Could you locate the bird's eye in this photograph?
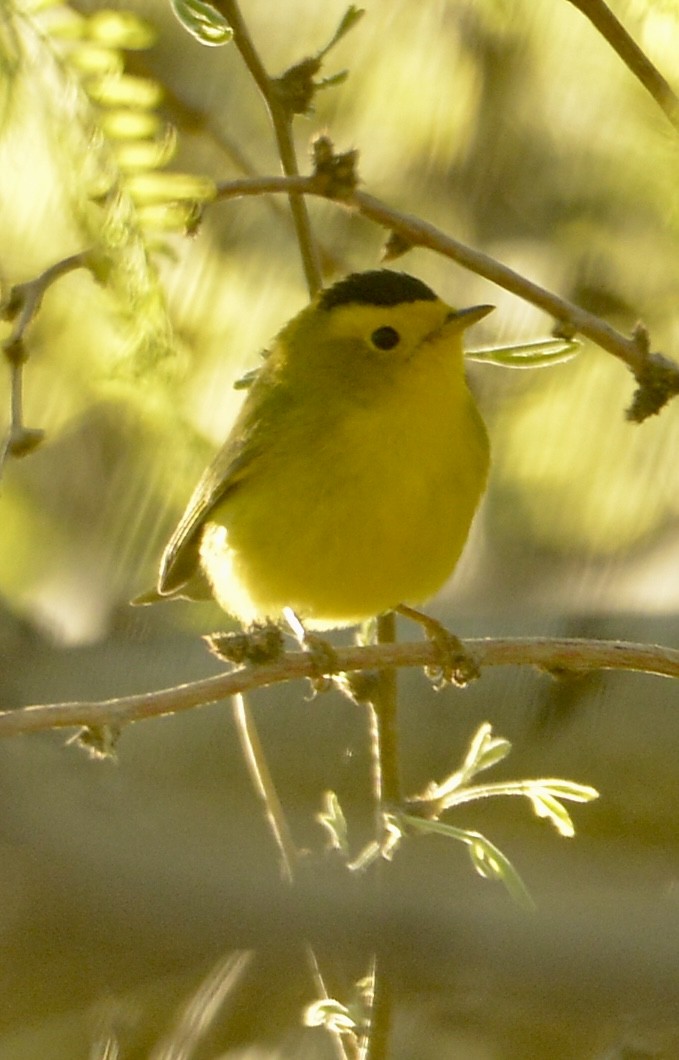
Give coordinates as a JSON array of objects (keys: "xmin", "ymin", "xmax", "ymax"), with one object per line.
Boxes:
[{"xmin": 371, "ymin": 325, "xmax": 400, "ymax": 350}]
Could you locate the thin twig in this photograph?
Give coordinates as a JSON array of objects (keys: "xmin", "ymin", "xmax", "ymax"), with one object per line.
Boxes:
[
  {"xmin": 230, "ymin": 693, "xmax": 355, "ymax": 1060},
  {"xmin": 213, "ymin": 0, "xmax": 322, "ymax": 295},
  {"xmin": 231, "ymin": 693, "xmax": 299, "ymax": 883},
  {"xmin": 565, "ymin": 0, "xmax": 679, "ymax": 132},
  {"xmin": 371, "ymin": 613, "xmax": 401, "ymax": 811},
  {"xmin": 360, "ymin": 612, "xmax": 398, "ymax": 1060},
  {"xmin": 149, "ymin": 951, "xmax": 254, "ymax": 1060},
  {"xmin": 214, "ymin": 174, "xmax": 679, "ymax": 418},
  {"xmin": 2, "ymin": 636, "xmax": 678, "ymax": 739},
  {"xmin": 0, "ymin": 252, "xmax": 91, "ymax": 473}
]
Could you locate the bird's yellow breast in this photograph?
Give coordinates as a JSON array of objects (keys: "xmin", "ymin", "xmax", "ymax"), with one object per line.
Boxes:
[{"xmin": 200, "ymin": 334, "xmax": 489, "ymax": 628}]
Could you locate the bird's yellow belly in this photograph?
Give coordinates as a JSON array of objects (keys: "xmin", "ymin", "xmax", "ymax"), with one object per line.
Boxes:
[{"xmin": 200, "ymin": 381, "xmax": 489, "ymax": 628}]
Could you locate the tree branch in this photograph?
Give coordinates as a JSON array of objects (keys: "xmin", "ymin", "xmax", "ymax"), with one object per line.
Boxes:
[
  {"xmin": 2, "ymin": 637, "xmax": 678, "ymax": 739},
  {"xmin": 213, "ymin": 0, "xmax": 322, "ymax": 295},
  {"xmin": 215, "ymin": 173, "xmax": 679, "ymax": 421},
  {"xmin": 0, "ymin": 252, "xmax": 91, "ymax": 473},
  {"xmin": 565, "ymin": 0, "xmax": 679, "ymax": 132}
]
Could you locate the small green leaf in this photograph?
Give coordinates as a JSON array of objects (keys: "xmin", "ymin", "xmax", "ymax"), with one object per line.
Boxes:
[
  {"xmin": 114, "ymin": 138, "xmax": 177, "ymax": 174},
  {"xmin": 87, "ymin": 74, "xmax": 164, "ymax": 109},
  {"xmin": 381, "ymin": 815, "xmax": 403, "ymax": 860},
  {"xmin": 402, "ymin": 815, "xmax": 534, "ymax": 909},
  {"xmin": 87, "ymin": 10, "xmax": 156, "ymax": 49},
  {"xmin": 468, "ymin": 836, "xmax": 535, "ymax": 909},
  {"xmin": 467, "ymin": 337, "xmax": 580, "ymax": 369},
  {"xmin": 304, "ymin": 998, "xmax": 356, "ymax": 1032},
  {"xmin": 68, "ymin": 43, "xmax": 124, "ymax": 75},
  {"xmin": 136, "ymin": 202, "xmax": 204, "ymax": 233},
  {"xmin": 469, "ymin": 837, "xmax": 502, "ymax": 879},
  {"xmin": 316, "ymin": 70, "xmax": 349, "ymax": 91},
  {"xmin": 462, "ymin": 722, "xmax": 512, "ymax": 776},
  {"xmin": 100, "ymin": 108, "xmax": 162, "ymax": 140},
  {"xmin": 317, "ymin": 790, "xmax": 349, "ymax": 854},
  {"xmin": 528, "ymin": 792, "xmax": 575, "ymax": 837},
  {"xmin": 536, "ymin": 779, "xmax": 599, "ymax": 802},
  {"xmin": 348, "ymin": 839, "xmax": 381, "ymax": 872},
  {"xmin": 41, "ymin": 9, "xmax": 86, "ymax": 41},
  {"xmin": 319, "ymin": 5, "xmax": 366, "ymax": 58},
  {"xmin": 126, "ymin": 171, "xmax": 216, "ymax": 205},
  {"xmin": 169, "ymin": 0, "xmax": 233, "ymax": 46}
]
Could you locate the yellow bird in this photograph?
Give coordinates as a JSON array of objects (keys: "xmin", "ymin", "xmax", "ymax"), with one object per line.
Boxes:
[{"xmin": 149, "ymin": 270, "xmax": 491, "ymax": 630}]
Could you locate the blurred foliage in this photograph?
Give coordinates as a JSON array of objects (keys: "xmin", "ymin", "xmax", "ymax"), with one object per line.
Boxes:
[
  {"xmin": 1, "ymin": 0, "xmax": 678, "ymax": 641},
  {"xmin": 0, "ymin": 0, "xmax": 676, "ymax": 637},
  {"xmin": 2, "ymin": 2, "xmax": 679, "ymax": 1056}
]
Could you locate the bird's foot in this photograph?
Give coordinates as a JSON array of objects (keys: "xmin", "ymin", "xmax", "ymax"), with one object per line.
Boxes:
[
  {"xmin": 205, "ymin": 621, "xmax": 285, "ymax": 665},
  {"xmin": 283, "ymin": 607, "xmax": 339, "ymax": 693},
  {"xmin": 395, "ymin": 604, "xmax": 479, "ymax": 688}
]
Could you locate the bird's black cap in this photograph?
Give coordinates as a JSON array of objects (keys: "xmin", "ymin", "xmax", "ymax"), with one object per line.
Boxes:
[{"xmin": 319, "ymin": 270, "xmax": 438, "ymax": 311}]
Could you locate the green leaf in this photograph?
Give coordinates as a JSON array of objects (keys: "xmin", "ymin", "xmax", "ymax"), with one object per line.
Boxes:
[
  {"xmin": 169, "ymin": 0, "xmax": 233, "ymax": 46},
  {"xmin": 467, "ymin": 337, "xmax": 580, "ymax": 368},
  {"xmin": 113, "ymin": 132, "xmax": 177, "ymax": 174},
  {"xmin": 87, "ymin": 74, "xmax": 163, "ymax": 109},
  {"xmin": 67, "ymin": 43, "xmax": 124, "ymax": 76},
  {"xmin": 100, "ymin": 108, "xmax": 162, "ymax": 140},
  {"xmin": 402, "ymin": 815, "xmax": 535, "ymax": 909},
  {"xmin": 528, "ymin": 792, "xmax": 576, "ymax": 837},
  {"xmin": 534, "ymin": 779, "xmax": 599, "ymax": 802},
  {"xmin": 461, "ymin": 722, "xmax": 512, "ymax": 776},
  {"xmin": 304, "ymin": 998, "xmax": 356, "ymax": 1032},
  {"xmin": 316, "ymin": 70, "xmax": 349, "ymax": 91},
  {"xmin": 125, "ymin": 171, "xmax": 216, "ymax": 205},
  {"xmin": 319, "ymin": 5, "xmax": 366, "ymax": 58},
  {"xmin": 135, "ymin": 201, "xmax": 203, "ymax": 233},
  {"xmin": 429, "ymin": 722, "xmax": 512, "ymax": 801},
  {"xmin": 317, "ymin": 790, "xmax": 349, "ymax": 854},
  {"xmin": 87, "ymin": 11, "xmax": 156, "ymax": 50},
  {"xmin": 468, "ymin": 836, "xmax": 535, "ymax": 909}
]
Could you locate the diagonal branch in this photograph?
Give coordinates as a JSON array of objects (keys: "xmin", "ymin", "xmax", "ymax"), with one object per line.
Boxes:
[
  {"xmin": 565, "ymin": 0, "xmax": 679, "ymax": 132},
  {"xmin": 215, "ymin": 173, "xmax": 679, "ymax": 420}
]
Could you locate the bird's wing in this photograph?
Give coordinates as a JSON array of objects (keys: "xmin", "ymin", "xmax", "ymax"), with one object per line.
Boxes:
[{"xmin": 158, "ymin": 437, "xmax": 260, "ymax": 595}]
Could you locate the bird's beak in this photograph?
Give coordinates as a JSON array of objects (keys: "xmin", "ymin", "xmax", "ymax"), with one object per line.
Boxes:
[{"xmin": 444, "ymin": 304, "xmax": 495, "ymax": 332}]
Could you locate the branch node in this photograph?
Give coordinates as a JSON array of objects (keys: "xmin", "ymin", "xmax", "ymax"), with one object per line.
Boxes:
[
  {"xmin": 334, "ymin": 668, "xmax": 381, "ymax": 705},
  {"xmin": 272, "ymin": 56, "xmax": 323, "ymax": 116},
  {"xmin": 626, "ymin": 351, "xmax": 679, "ymax": 422},
  {"xmin": 311, "ymin": 135, "xmax": 359, "ymax": 200},
  {"xmin": 0, "ymin": 287, "xmax": 24, "ymax": 323},
  {"xmin": 205, "ymin": 623, "xmax": 284, "ymax": 665},
  {"xmin": 3, "ymin": 336, "xmax": 28, "ymax": 366},
  {"xmin": 6, "ymin": 426, "xmax": 45, "ymax": 458},
  {"xmin": 382, "ymin": 231, "xmax": 415, "ymax": 261},
  {"xmin": 632, "ymin": 320, "xmax": 651, "ymax": 356},
  {"xmin": 68, "ymin": 723, "xmax": 121, "ymax": 760},
  {"xmin": 552, "ymin": 318, "xmax": 578, "ymax": 342}
]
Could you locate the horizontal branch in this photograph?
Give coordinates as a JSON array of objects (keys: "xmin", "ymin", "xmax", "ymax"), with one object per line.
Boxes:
[
  {"xmin": 215, "ymin": 174, "xmax": 679, "ymax": 420},
  {"xmin": 2, "ymin": 637, "xmax": 678, "ymax": 739}
]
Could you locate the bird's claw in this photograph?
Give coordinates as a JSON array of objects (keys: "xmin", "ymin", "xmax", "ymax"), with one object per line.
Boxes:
[
  {"xmin": 205, "ymin": 622, "xmax": 285, "ymax": 665},
  {"xmin": 395, "ymin": 604, "xmax": 479, "ymax": 688}
]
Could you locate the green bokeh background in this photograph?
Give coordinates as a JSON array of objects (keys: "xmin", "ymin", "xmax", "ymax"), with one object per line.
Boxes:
[{"xmin": 1, "ymin": 1, "xmax": 679, "ymax": 1057}]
